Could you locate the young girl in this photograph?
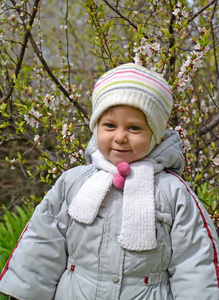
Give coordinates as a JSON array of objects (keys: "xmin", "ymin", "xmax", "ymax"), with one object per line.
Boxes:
[{"xmin": 0, "ymin": 63, "xmax": 218, "ymax": 300}]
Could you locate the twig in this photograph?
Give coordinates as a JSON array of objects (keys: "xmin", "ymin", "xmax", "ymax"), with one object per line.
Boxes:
[
  {"xmin": 7, "ymin": 171, "xmax": 41, "ymax": 210},
  {"xmin": 199, "ymin": 171, "xmax": 219, "ymax": 186},
  {"xmin": 65, "ymin": 0, "xmax": 71, "ymax": 90},
  {"xmin": 103, "ymin": 0, "xmax": 137, "ymax": 30},
  {"xmin": 210, "ymin": 0, "xmax": 219, "ymax": 92},
  {"xmin": 1, "ymin": 0, "xmax": 41, "ymax": 103},
  {"xmin": 10, "ymin": 120, "xmax": 58, "ymax": 163},
  {"xmin": 200, "ymin": 113, "xmax": 219, "ymax": 135},
  {"xmin": 187, "ymin": 0, "xmax": 217, "ymax": 23},
  {"xmin": 28, "ymin": 33, "xmax": 89, "ymax": 119}
]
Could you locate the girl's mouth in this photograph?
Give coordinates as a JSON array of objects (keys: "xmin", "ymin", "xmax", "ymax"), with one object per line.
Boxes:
[{"xmin": 112, "ymin": 149, "xmax": 130, "ymax": 152}]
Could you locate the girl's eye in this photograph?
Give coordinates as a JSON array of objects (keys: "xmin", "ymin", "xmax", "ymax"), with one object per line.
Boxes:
[
  {"xmin": 129, "ymin": 125, "xmax": 140, "ymax": 131},
  {"xmin": 105, "ymin": 123, "xmax": 116, "ymax": 129}
]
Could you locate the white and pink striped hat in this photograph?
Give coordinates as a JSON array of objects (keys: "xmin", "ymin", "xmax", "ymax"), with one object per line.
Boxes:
[{"xmin": 90, "ymin": 63, "xmax": 173, "ymax": 150}]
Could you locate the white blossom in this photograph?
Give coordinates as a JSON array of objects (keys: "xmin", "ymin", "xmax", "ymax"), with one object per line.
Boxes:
[
  {"xmin": 9, "ymin": 14, "xmax": 17, "ymax": 21},
  {"xmin": 70, "ymin": 134, "xmax": 75, "ymax": 143},
  {"xmin": 48, "ymin": 167, "xmax": 58, "ymax": 178},
  {"xmin": 133, "ymin": 38, "xmax": 161, "ymax": 69},
  {"xmin": 62, "ymin": 123, "xmax": 70, "ymax": 138},
  {"xmin": 60, "ymin": 25, "xmax": 67, "ymax": 30},
  {"xmin": 175, "ymin": 125, "xmax": 187, "ymax": 137},
  {"xmin": 177, "ymin": 43, "xmax": 209, "ymax": 93},
  {"xmin": 133, "ymin": 53, "xmax": 143, "ymax": 66},
  {"xmin": 10, "ymin": 158, "xmax": 16, "ymax": 170},
  {"xmin": 191, "ymin": 96, "xmax": 196, "ymax": 104},
  {"xmin": 198, "ymin": 27, "xmax": 206, "ymax": 34},
  {"xmin": 0, "ymin": 33, "xmax": 5, "ymax": 44},
  {"xmin": 44, "ymin": 93, "xmax": 56, "ymax": 109},
  {"xmin": 183, "ymin": 139, "xmax": 191, "ymax": 152},
  {"xmin": 181, "ymin": 10, "xmax": 189, "ymax": 18},
  {"xmin": 34, "ymin": 134, "xmax": 40, "ymax": 142},
  {"xmin": 172, "ymin": 8, "xmax": 180, "ymax": 16},
  {"xmin": 70, "ymin": 157, "xmax": 77, "ymax": 164},
  {"xmin": 24, "ymin": 108, "xmax": 42, "ymax": 128},
  {"xmin": 200, "ymin": 155, "xmax": 206, "ymax": 162},
  {"xmin": 212, "ymin": 157, "xmax": 219, "ymax": 167},
  {"xmin": 182, "ymin": 116, "xmax": 191, "ymax": 124},
  {"xmin": 79, "ymin": 149, "xmax": 84, "ymax": 156}
]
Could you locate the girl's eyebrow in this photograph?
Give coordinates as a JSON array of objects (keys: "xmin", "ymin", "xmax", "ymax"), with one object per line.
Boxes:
[
  {"xmin": 100, "ymin": 115, "xmax": 115, "ymax": 121},
  {"xmin": 128, "ymin": 119, "xmax": 147, "ymax": 125}
]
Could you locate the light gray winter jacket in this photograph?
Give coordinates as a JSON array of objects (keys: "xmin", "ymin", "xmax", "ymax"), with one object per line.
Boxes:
[{"xmin": 0, "ymin": 130, "xmax": 219, "ymax": 300}]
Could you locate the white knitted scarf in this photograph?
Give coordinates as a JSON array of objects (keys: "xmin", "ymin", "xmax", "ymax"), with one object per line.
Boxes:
[{"xmin": 69, "ymin": 150, "xmax": 163, "ymax": 251}]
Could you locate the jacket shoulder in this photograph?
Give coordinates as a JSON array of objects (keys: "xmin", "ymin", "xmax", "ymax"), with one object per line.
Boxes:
[
  {"xmin": 154, "ymin": 170, "xmax": 186, "ymax": 209},
  {"xmin": 154, "ymin": 169, "xmax": 205, "ymax": 219},
  {"xmin": 155, "ymin": 169, "xmax": 192, "ymax": 202},
  {"xmin": 60, "ymin": 163, "xmax": 95, "ymax": 183},
  {"xmin": 58, "ymin": 163, "xmax": 97, "ymax": 203}
]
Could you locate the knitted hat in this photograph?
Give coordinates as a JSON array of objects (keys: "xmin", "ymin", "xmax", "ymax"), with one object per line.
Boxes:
[{"xmin": 90, "ymin": 63, "xmax": 173, "ymax": 152}]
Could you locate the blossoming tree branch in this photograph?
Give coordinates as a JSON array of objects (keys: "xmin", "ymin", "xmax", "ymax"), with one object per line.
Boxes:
[{"xmin": 0, "ymin": 0, "xmax": 218, "ymax": 229}]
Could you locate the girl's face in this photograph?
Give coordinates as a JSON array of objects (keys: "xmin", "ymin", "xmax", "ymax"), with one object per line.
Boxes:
[{"xmin": 97, "ymin": 105, "xmax": 153, "ymax": 165}]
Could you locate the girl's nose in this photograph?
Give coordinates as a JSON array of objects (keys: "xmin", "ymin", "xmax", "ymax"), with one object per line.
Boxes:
[{"xmin": 114, "ymin": 129, "xmax": 128, "ymax": 144}]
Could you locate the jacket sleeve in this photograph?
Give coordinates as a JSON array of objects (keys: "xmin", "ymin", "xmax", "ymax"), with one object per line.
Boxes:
[
  {"xmin": 0, "ymin": 165, "xmax": 89, "ymax": 300},
  {"xmin": 165, "ymin": 171, "xmax": 219, "ymax": 300}
]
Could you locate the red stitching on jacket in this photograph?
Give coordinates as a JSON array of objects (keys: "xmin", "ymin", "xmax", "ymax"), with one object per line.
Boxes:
[
  {"xmin": 144, "ymin": 277, "xmax": 148, "ymax": 284},
  {"xmin": 165, "ymin": 170, "xmax": 219, "ymax": 287},
  {"xmin": 0, "ymin": 220, "xmax": 30, "ymax": 281}
]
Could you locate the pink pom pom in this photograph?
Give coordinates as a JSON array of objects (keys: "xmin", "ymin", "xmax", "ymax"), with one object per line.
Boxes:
[
  {"xmin": 117, "ymin": 162, "xmax": 131, "ymax": 176},
  {"xmin": 113, "ymin": 173, "xmax": 125, "ymax": 189}
]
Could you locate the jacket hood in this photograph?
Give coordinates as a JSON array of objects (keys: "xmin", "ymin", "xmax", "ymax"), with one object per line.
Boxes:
[
  {"xmin": 147, "ymin": 130, "xmax": 184, "ymax": 176},
  {"xmin": 85, "ymin": 130, "xmax": 185, "ymax": 176}
]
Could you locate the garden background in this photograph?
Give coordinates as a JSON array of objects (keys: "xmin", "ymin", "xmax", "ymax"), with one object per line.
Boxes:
[{"xmin": 0, "ymin": 0, "xmax": 219, "ymax": 298}]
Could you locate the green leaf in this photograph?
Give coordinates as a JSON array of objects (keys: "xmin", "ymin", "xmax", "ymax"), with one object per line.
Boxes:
[{"xmin": 0, "ymin": 205, "xmax": 34, "ymax": 271}]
